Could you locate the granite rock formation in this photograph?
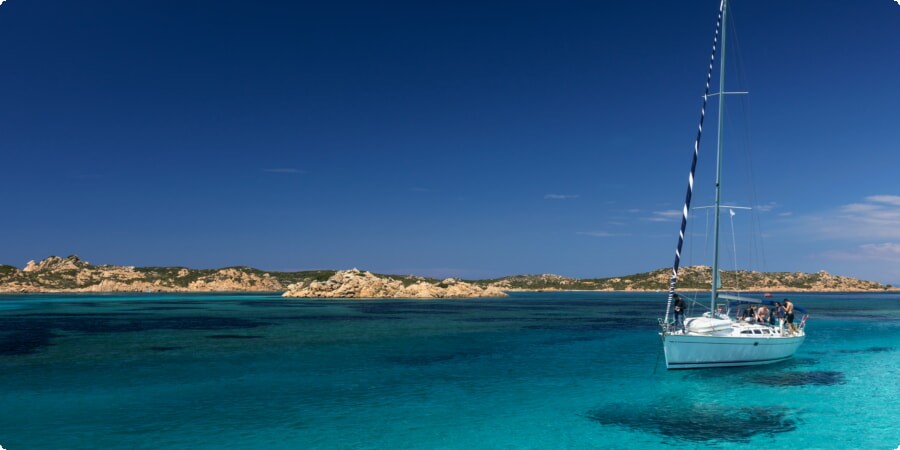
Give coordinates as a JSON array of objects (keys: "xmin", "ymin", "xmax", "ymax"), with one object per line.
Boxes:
[
  {"xmin": 282, "ymin": 268, "xmax": 508, "ymax": 298},
  {"xmin": 0, "ymin": 256, "xmax": 890, "ymax": 295},
  {"xmin": 0, "ymin": 255, "xmax": 283, "ymax": 293}
]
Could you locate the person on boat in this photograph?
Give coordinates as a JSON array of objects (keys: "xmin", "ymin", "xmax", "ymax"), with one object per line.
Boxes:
[
  {"xmin": 784, "ymin": 298, "xmax": 796, "ymax": 334},
  {"xmin": 741, "ymin": 304, "xmax": 756, "ymax": 322},
  {"xmin": 773, "ymin": 302, "xmax": 785, "ymax": 329},
  {"xmin": 756, "ymin": 305, "xmax": 769, "ymax": 324},
  {"xmin": 673, "ymin": 294, "xmax": 686, "ymax": 333}
]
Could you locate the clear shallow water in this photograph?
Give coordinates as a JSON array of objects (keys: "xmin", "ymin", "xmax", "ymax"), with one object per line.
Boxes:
[{"xmin": 0, "ymin": 292, "xmax": 897, "ymax": 449}]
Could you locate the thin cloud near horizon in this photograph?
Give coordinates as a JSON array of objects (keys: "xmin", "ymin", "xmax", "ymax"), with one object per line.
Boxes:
[
  {"xmin": 864, "ymin": 194, "xmax": 900, "ymax": 206},
  {"xmin": 821, "ymin": 194, "xmax": 900, "ymax": 240},
  {"xmin": 648, "ymin": 210, "xmax": 681, "ymax": 222},
  {"xmin": 824, "ymin": 242, "xmax": 900, "ymax": 262},
  {"xmin": 754, "ymin": 202, "xmax": 777, "ymax": 212},
  {"xmin": 787, "ymin": 195, "xmax": 900, "ymax": 282}
]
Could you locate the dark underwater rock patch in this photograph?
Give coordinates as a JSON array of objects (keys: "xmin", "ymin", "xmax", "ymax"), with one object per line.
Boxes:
[
  {"xmin": 455, "ymin": 316, "xmax": 571, "ymax": 323},
  {"xmin": 612, "ymin": 309, "xmax": 656, "ymax": 317},
  {"xmin": 525, "ymin": 316, "xmax": 656, "ymax": 332},
  {"xmin": 496, "ymin": 305, "xmax": 567, "ymax": 311},
  {"xmin": 585, "ymin": 402, "xmax": 798, "ymax": 442},
  {"xmin": 238, "ymin": 300, "xmax": 324, "ymax": 308},
  {"xmin": 2, "ymin": 315, "xmax": 269, "ymax": 333},
  {"xmin": 149, "ymin": 346, "xmax": 183, "ymax": 351},
  {"xmin": 345, "ymin": 300, "xmax": 572, "ymax": 315},
  {"xmin": 386, "ymin": 353, "xmax": 462, "ymax": 366},
  {"xmin": 835, "ymin": 346, "xmax": 894, "ymax": 354},
  {"xmin": 455, "ymin": 317, "xmax": 520, "ymax": 323},
  {"xmin": 129, "ymin": 306, "xmax": 204, "ymax": 311},
  {"xmin": 0, "ymin": 329, "xmax": 57, "ymax": 356},
  {"xmin": 541, "ymin": 334, "xmax": 606, "ymax": 345},
  {"xmin": 510, "ymin": 299, "xmax": 639, "ymax": 309},
  {"xmin": 302, "ymin": 314, "xmax": 400, "ymax": 321},
  {"xmin": 748, "ymin": 370, "xmax": 845, "ymax": 386},
  {"xmin": 386, "ymin": 349, "xmax": 490, "ymax": 366},
  {"xmin": 16, "ymin": 312, "xmax": 151, "ymax": 317},
  {"xmin": 0, "ymin": 314, "xmax": 269, "ymax": 355},
  {"xmin": 819, "ymin": 311, "xmax": 899, "ymax": 321},
  {"xmin": 348, "ymin": 302, "xmax": 469, "ymax": 315},
  {"xmin": 206, "ymin": 334, "xmax": 264, "ymax": 339},
  {"xmin": 272, "ymin": 314, "xmax": 403, "ymax": 322},
  {"xmin": 118, "ymin": 300, "xmax": 213, "ymax": 306},
  {"xmin": 809, "ymin": 346, "xmax": 893, "ymax": 356},
  {"xmin": 526, "ymin": 324, "xmax": 622, "ymax": 332}
]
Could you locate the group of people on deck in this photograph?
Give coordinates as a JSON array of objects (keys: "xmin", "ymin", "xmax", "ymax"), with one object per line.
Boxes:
[
  {"xmin": 671, "ymin": 295, "xmax": 798, "ymax": 334},
  {"xmin": 739, "ymin": 298, "xmax": 797, "ymax": 334}
]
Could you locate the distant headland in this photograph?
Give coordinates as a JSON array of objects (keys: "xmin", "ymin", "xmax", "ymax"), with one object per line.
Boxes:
[{"xmin": 0, "ymin": 255, "xmax": 893, "ymax": 297}]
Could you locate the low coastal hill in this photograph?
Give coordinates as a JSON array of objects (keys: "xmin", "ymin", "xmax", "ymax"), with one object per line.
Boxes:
[
  {"xmin": 478, "ymin": 265, "xmax": 892, "ymax": 292},
  {"xmin": 0, "ymin": 255, "xmax": 891, "ymax": 295},
  {"xmin": 282, "ymin": 268, "xmax": 507, "ymax": 298},
  {"xmin": 0, "ymin": 255, "xmax": 303, "ymax": 293},
  {"xmin": 0, "ymin": 256, "xmax": 504, "ymax": 297}
]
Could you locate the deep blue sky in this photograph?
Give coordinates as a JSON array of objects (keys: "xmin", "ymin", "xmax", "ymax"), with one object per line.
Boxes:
[{"xmin": 2, "ymin": 0, "xmax": 899, "ymax": 283}]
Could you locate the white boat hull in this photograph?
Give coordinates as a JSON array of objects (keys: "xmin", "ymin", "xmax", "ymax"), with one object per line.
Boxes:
[{"xmin": 663, "ymin": 331, "xmax": 805, "ymax": 369}]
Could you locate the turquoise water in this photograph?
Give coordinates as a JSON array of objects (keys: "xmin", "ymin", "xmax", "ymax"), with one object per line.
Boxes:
[{"xmin": 0, "ymin": 292, "xmax": 897, "ymax": 449}]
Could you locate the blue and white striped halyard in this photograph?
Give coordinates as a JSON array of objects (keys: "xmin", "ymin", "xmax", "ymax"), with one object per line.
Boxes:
[{"xmin": 664, "ymin": 0, "xmax": 725, "ymax": 325}]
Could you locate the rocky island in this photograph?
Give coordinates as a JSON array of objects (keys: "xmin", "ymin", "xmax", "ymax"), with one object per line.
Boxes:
[
  {"xmin": 481, "ymin": 265, "xmax": 893, "ymax": 293},
  {"xmin": 282, "ymin": 268, "xmax": 507, "ymax": 298},
  {"xmin": 0, "ymin": 255, "xmax": 284, "ymax": 293},
  {"xmin": 0, "ymin": 255, "xmax": 506, "ymax": 297},
  {"xmin": 0, "ymin": 255, "xmax": 892, "ymax": 297}
]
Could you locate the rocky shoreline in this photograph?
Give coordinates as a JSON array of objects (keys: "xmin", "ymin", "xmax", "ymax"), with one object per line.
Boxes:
[
  {"xmin": 0, "ymin": 255, "xmax": 893, "ymax": 297},
  {"xmin": 0, "ymin": 256, "xmax": 283, "ymax": 293},
  {"xmin": 283, "ymin": 269, "xmax": 507, "ymax": 298}
]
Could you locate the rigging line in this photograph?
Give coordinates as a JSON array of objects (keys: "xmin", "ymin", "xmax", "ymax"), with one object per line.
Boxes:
[
  {"xmin": 664, "ymin": 0, "xmax": 726, "ymax": 326},
  {"xmin": 740, "ymin": 86, "xmax": 768, "ymax": 274},
  {"xmin": 704, "ymin": 208, "xmax": 711, "ymax": 262},
  {"xmin": 719, "ymin": 104, "xmax": 753, "ymax": 277},
  {"xmin": 716, "ymin": 2, "xmax": 764, "ymax": 277},
  {"xmin": 729, "ymin": 0, "xmax": 748, "ymax": 97},
  {"xmin": 726, "ymin": 0, "xmax": 767, "ymax": 274},
  {"xmin": 729, "ymin": 209, "xmax": 741, "ymax": 292}
]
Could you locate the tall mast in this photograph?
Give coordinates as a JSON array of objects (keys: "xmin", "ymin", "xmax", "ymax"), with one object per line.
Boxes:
[
  {"xmin": 663, "ymin": 0, "xmax": 726, "ymax": 326},
  {"xmin": 711, "ymin": 0, "xmax": 729, "ymax": 312}
]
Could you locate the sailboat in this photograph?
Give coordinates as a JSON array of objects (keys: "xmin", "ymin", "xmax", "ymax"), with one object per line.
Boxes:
[{"xmin": 659, "ymin": 0, "xmax": 806, "ymax": 369}]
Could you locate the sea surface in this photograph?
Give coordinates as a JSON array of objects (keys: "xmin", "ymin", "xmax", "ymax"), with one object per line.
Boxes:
[{"xmin": 0, "ymin": 291, "xmax": 897, "ymax": 449}]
